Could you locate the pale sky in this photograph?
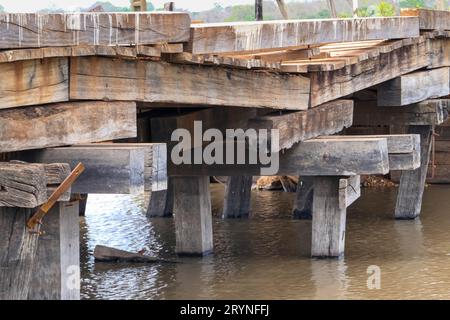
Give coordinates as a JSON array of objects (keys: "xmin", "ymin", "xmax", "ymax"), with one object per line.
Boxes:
[{"xmin": 0, "ymin": 0, "xmax": 259, "ymax": 12}]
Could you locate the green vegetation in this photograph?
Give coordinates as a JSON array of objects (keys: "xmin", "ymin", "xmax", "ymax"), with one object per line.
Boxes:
[
  {"xmin": 399, "ymin": 0, "xmax": 425, "ymax": 8},
  {"xmin": 0, "ymin": 5, "xmax": 4, "ymax": 13},
  {"xmin": 377, "ymin": 1, "xmax": 396, "ymax": 16},
  {"xmin": 224, "ymin": 5, "xmax": 256, "ymax": 22}
]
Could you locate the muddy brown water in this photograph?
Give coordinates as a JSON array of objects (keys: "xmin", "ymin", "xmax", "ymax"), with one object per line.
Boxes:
[{"xmin": 80, "ymin": 184, "xmax": 450, "ymax": 300}]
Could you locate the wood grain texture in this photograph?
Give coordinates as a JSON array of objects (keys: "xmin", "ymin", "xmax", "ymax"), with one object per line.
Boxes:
[
  {"xmin": 0, "ymin": 207, "xmax": 40, "ymax": 299},
  {"xmin": 172, "ymin": 176, "xmax": 213, "ymax": 255},
  {"xmin": 0, "ymin": 12, "xmax": 190, "ymax": 49},
  {"xmin": 395, "ymin": 125, "xmax": 432, "ymax": 219},
  {"xmin": 0, "ymin": 163, "xmax": 47, "ymax": 208},
  {"xmin": 28, "ymin": 201, "xmax": 80, "ymax": 300},
  {"xmin": 222, "ymin": 176, "xmax": 253, "ymax": 218},
  {"xmin": 401, "ymin": 8, "xmax": 450, "ymax": 31},
  {"xmin": 22, "ymin": 147, "xmax": 146, "ymax": 194},
  {"xmin": 248, "ymin": 100, "xmax": 354, "ymax": 151},
  {"xmin": 338, "ymin": 175, "xmax": 361, "ymax": 210},
  {"xmin": 353, "ymin": 99, "xmax": 450, "ymax": 126},
  {"xmin": 168, "ymin": 137, "xmax": 390, "ymax": 176},
  {"xmin": 189, "ymin": 17, "xmax": 419, "ymax": 54},
  {"xmin": 377, "ymin": 67, "xmax": 450, "ymax": 106},
  {"xmin": 70, "ymin": 56, "xmax": 310, "ymax": 110},
  {"xmin": 0, "ymin": 57, "xmax": 69, "ymax": 109},
  {"xmin": 292, "ymin": 176, "xmax": 314, "ymax": 219},
  {"xmin": 310, "ymin": 38, "xmax": 429, "ymax": 106},
  {"xmin": 311, "ymin": 176, "xmax": 347, "ymax": 258},
  {"xmin": 0, "ymin": 101, "xmax": 137, "ymax": 153}
]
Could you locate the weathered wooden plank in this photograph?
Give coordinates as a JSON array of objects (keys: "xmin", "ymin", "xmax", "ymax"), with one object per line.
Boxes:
[
  {"xmin": 338, "ymin": 175, "xmax": 361, "ymax": 210},
  {"xmin": 28, "ymin": 201, "xmax": 80, "ymax": 300},
  {"xmin": 21, "ymin": 147, "xmax": 146, "ymax": 194},
  {"xmin": 377, "ymin": 67, "xmax": 450, "ymax": 106},
  {"xmin": 188, "ymin": 17, "xmax": 419, "ymax": 54},
  {"xmin": 0, "ymin": 101, "xmax": 137, "ymax": 153},
  {"xmin": 395, "ymin": 125, "xmax": 432, "ymax": 219},
  {"xmin": 0, "ymin": 12, "xmax": 191, "ymax": 49},
  {"xmin": 168, "ymin": 137, "xmax": 390, "ymax": 176},
  {"xmin": 70, "ymin": 56, "xmax": 310, "ymax": 110},
  {"xmin": 248, "ymin": 100, "xmax": 354, "ymax": 151},
  {"xmin": 311, "ymin": 176, "xmax": 347, "ymax": 258},
  {"xmin": 427, "ymin": 38, "xmax": 450, "ymax": 69},
  {"xmin": 222, "ymin": 176, "xmax": 253, "ymax": 218},
  {"xmin": 0, "ymin": 57, "xmax": 69, "ymax": 109},
  {"xmin": 310, "ymin": 38, "xmax": 429, "ymax": 106},
  {"xmin": 0, "ymin": 207, "xmax": 40, "ymax": 299},
  {"xmin": 172, "ymin": 176, "xmax": 213, "ymax": 255},
  {"xmin": 0, "ymin": 163, "xmax": 47, "ymax": 208},
  {"xmin": 353, "ymin": 99, "xmax": 450, "ymax": 126},
  {"xmin": 73, "ymin": 143, "xmax": 166, "ymax": 192},
  {"xmin": 401, "ymin": 8, "xmax": 450, "ymax": 31}
]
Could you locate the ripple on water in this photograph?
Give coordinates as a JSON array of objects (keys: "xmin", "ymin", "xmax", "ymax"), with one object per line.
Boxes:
[{"xmin": 81, "ymin": 185, "xmax": 450, "ymax": 300}]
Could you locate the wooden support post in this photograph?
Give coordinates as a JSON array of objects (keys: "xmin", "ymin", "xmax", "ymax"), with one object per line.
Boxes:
[
  {"xmin": 173, "ymin": 176, "xmax": 213, "ymax": 256},
  {"xmin": 311, "ymin": 176, "xmax": 353, "ymax": 258},
  {"xmin": 147, "ymin": 177, "xmax": 174, "ymax": 218},
  {"xmin": 395, "ymin": 125, "xmax": 433, "ymax": 219},
  {"xmin": 223, "ymin": 176, "xmax": 253, "ymax": 218},
  {"xmin": 293, "ymin": 176, "xmax": 314, "ymax": 220},
  {"xmin": 28, "ymin": 201, "xmax": 80, "ymax": 300},
  {"xmin": 73, "ymin": 194, "xmax": 88, "ymax": 216},
  {"xmin": 0, "ymin": 207, "xmax": 39, "ymax": 300},
  {"xmin": 255, "ymin": 0, "xmax": 263, "ymax": 21}
]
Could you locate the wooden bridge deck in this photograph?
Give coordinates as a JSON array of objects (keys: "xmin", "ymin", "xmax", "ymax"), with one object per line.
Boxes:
[{"xmin": 1, "ymin": 8, "xmax": 450, "ymax": 299}]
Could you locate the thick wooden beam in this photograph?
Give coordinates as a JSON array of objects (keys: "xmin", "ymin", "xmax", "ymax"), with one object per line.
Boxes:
[
  {"xmin": 188, "ymin": 17, "xmax": 419, "ymax": 54},
  {"xmin": 70, "ymin": 57, "xmax": 310, "ymax": 110},
  {"xmin": 311, "ymin": 176, "xmax": 347, "ymax": 258},
  {"xmin": 0, "ymin": 57, "xmax": 69, "ymax": 110},
  {"xmin": 428, "ymin": 38, "xmax": 450, "ymax": 69},
  {"xmin": 222, "ymin": 176, "xmax": 253, "ymax": 218},
  {"xmin": 401, "ymin": 8, "xmax": 450, "ymax": 31},
  {"xmin": 0, "ymin": 12, "xmax": 190, "ymax": 49},
  {"xmin": 248, "ymin": 100, "xmax": 353, "ymax": 151},
  {"xmin": 173, "ymin": 176, "xmax": 213, "ymax": 256},
  {"xmin": 168, "ymin": 137, "xmax": 390, "ymax": 176},
  {"xmin": 0, "ymin": 101, "xmax": 137, "ymax": 153},
  {"xmin": 0, "ymin": 207, "xmax": 39, "ymax": 299},
  {"xmin": 353, "ymin": 99, "xmax": 450, "ymax": 126},
  {"xmin": 338, "ymin": 175, "xmax": 361, "ymax": 210},
  {"xmin": 28, "ymin": 201, "xmax": 80, "ymax": 300},
  {"xmin": 0, "ymin": 162, "xmax": 70, "ymax": 208},
  {"xmin": 310, "ymin": 38, "xmax": 429, "ymax": 106},
  {"xmin": 21, "ymin": 147, "xmax": 146, "ymax": 194},
  {"xmin": 395, "ymin": 125, "xmax": 432, "ymax": 219},
  {"xmin": 377, "ymin": 67, "xmax": 450, "ymax": 106},
  {"xmin": 318, "ymin": 134, "xmax": 421, "ymax": 171}
]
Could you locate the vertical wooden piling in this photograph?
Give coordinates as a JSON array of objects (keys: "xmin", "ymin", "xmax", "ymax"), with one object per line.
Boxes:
[
  {"xmin": 28, "ymin": 201, "xmax": 80, "ymax": 300},
  {"xmin": 146, "ymin": 177, "xmax": 174, "ymax": 218},
  {"xmin": 173, "ymin": 176, "xmax": 213, "ymax": 256},
  {"xmin": 293, "ymin": 176, "xmax": 314, "ymax": 219},
  {"xmin": 222, "ymin": 176, "xmax": 253, "ymax": 218},
  {"xmin": 395, "ymin": 125, "xmax": 432, "ymax": 219},
  {"xmin": 255, "ymin": 0, "xmax": 263, "ymax": 21},
  {"xmin": 0, "ymin": 207, "xmax": 39, "ymax": 300},
  {"xmin": 311, "ymin": 176, "xmax": 346, "ymax": 258}
]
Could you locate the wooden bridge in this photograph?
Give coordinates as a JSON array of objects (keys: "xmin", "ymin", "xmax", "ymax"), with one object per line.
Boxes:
[{"xmin": 1, "ymin": 8, "xmax": 450, "ymax": 299}]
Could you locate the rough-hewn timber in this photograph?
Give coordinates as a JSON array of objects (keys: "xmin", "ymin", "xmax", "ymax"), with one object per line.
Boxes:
[
  {"xmin": 168, "ymin": 137, "xmax": 390, "ymax": 176},
  {"xmin": 188, "ymin": 17, "xmax": 419, "ymax": 54},
  {"xmin": 248, "ymin": 100, "xmax": 354, "ymax": 151},
  {"xmin": 28, "ymin": 201, "xmax": 80, "ymax": 300},
  {"xmin": 0, "ymin": 101, "xmax": 137, "ymax": 153},
  {"xmin": 377, "ymin": 67, "xmax": 450, "ymax": 106},
  {"xmin": 21, "ymin": 147, "xmax": 146, "ymax": 195},
  {"xmin": 353, "ymin": 99, "xmax": 450, "ymax": 126},
  {"xmin": 310, "ymin": 38, "xmax": 429, "ymax": 106},
  {"xmin": 0, "ymin": 12, "xmax": 191, "ymax": 49},
  {"xmin": 69, "ymin": 56, "xmax": 310, "ymax": 110},
  {"xmin": 172, "ymin": 176, "xmax": 213, "ymax": 256},
  {"xmin": 401, "ymin": 8, "xmax": 450, "ymax": 31},
  {"xmin": 0, "ymin": 57, "xmax": 69, "ymax": 110},
  {"xmin": 223, "ymin": 176, "xmax": 253, "ymax": 218}
]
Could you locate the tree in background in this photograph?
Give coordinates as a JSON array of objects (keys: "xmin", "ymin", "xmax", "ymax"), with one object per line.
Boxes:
[
  {"xmin": 0, "ymin": 5, "xmax": 4, "ymax": 12},
  {"xmin": 399, "ymin": 0, "xmax": 425, "ymax": 7}
]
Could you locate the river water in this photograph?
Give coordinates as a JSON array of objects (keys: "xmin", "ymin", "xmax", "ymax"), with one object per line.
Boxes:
[{"xmin": 80, "ymin": 184, "xmax": 450, "ymax": 300}]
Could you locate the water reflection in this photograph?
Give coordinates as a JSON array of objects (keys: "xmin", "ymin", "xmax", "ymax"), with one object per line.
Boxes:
[{"xmin": 81, "ymin": 185, "xmax": 450, "ymax": 300}]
